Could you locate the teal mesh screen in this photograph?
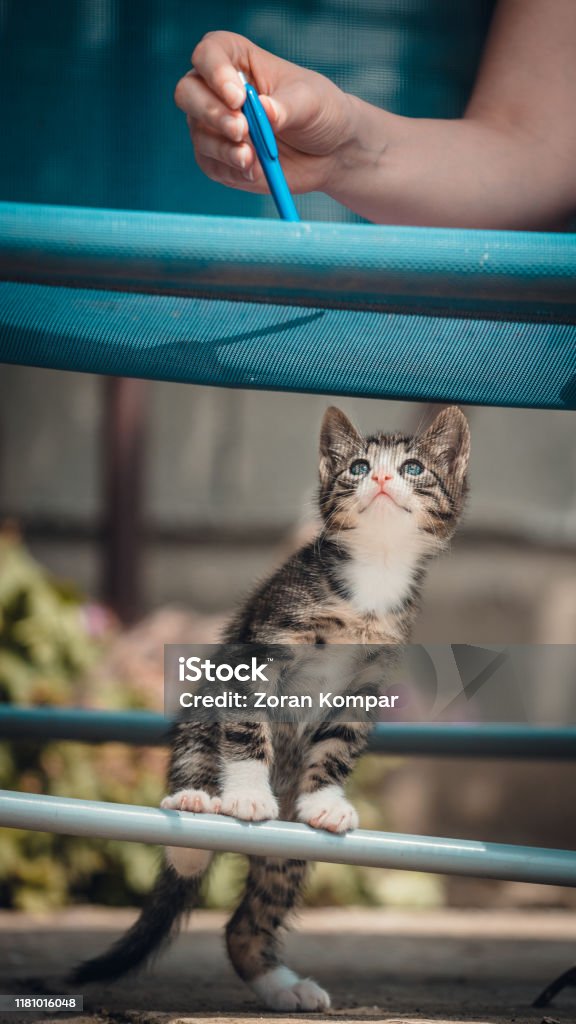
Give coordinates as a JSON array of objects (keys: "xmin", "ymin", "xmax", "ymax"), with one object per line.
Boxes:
[{"xmin": 0, "ymin": 0, "xmax": 495, "ymax": 219}]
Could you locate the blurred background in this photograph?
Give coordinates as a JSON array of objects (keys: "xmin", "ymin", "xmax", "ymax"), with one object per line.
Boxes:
[{"xmin": 1, "ymin": 0, "xmax": 575, "ymax": 917}]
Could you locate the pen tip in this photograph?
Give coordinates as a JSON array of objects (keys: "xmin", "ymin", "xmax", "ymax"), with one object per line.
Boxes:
[{"xmin": 237, "ymin": 71, "xmax": 248, "ymax": 85}]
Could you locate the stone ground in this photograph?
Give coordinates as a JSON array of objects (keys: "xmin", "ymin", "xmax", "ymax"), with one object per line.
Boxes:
[{"xmin": 1, "ymin": 907, "xmax": 575, "ymax": 1024}]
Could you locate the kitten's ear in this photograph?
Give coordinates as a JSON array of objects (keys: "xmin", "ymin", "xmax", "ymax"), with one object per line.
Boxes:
[
  {"xmin": 419, "ymin": 406, "xmax": 470, "ymax": 480},
  {"xmin": 320, "ymin": 406, "xmax": 362, "ymax": 466}
]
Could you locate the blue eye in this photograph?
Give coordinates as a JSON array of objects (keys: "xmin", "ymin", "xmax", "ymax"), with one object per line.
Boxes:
[
  {"xmin": 402, "ymin": 460, "xmax": 424, "ymax": 477},
  {"xmin": 349, "ymin": 459, "xmax": 370, "ymax": 477}
]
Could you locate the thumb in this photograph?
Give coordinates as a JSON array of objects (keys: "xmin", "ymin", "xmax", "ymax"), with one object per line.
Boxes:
[
  {"xmin": 259, "ymin": 94, "xmax": 288, "ymax": 132},
  {"xmin": 259, "ymin": 78, "xmax": 324, "ymax": 141}
]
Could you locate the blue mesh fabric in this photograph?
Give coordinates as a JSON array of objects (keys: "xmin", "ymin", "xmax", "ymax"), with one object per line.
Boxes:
[{"xmin": 1, "ymin": 281, "xmax": 575, "ymax": 410}]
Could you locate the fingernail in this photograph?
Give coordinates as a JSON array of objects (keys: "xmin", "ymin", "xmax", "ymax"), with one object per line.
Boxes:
[
  {"xmin": 233, "ymin": 146, "xmax": 248, "ymax": 170},
  {"xmin": 222, "ymin": 82, "xmax": 244, "ymax": 109},
  {"xmin": 243, "ymin": 167, "xmax": 255, "ymax": 182},
  {"xmin": 222, "ymin": 115, "xmax": 243, "ymax": 142},
  {"xmin": 265, "ymin": 96, "xmax": 280, "ymax": 121}
]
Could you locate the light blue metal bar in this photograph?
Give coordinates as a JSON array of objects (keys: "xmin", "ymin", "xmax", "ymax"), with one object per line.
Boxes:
[
  {"xmin": 1, "ymin": 789, "xmax": 575, "ymax": 886},
  {"xmin": 1, "ymin": 202, "xmax": 575, "ymax": 318},
  {"xmin": 1, "ymin": 708, "xmax": 576, "ymax": 758}
]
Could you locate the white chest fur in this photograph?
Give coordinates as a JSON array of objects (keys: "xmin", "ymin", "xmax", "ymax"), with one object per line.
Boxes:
[
  {"xmin": 337, "ymin": 508, "xmax": 429, "ymax": 617},
  {"xmin": 343, "ymin": 554, "xmax": 417, "ymax": 615}
]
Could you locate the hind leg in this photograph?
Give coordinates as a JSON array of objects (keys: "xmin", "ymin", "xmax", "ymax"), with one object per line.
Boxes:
[
  {"xmin": 162, "ymin": 721, "xmax": 221, "ymax": 877},
  {"xmin": 226, "ymin": 856, "xmax": 331, "ymax": 1011}
]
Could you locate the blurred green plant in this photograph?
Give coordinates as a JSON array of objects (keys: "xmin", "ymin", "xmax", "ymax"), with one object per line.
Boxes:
[
  {"xmin": 0, "ymin": 526, "xmax": 166, "ymax": 911},
  {"xmin": 0, "ymin": 525, "xmax": 97, "ymax": 705}
]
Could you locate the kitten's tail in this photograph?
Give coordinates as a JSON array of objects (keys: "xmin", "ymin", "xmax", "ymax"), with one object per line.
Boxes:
[{"xmin": 68, "ymin": 865, "xmax": 201, "ymax": 985}]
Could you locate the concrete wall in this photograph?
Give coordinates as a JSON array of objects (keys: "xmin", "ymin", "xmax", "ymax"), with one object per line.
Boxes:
[{"xmin": 3, "ymin": 364, "xmax": 576, "ymax": 539}]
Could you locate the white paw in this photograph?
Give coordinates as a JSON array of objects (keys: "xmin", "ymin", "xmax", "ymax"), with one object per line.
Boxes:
[
  {"xmin": 252, "ymin": 968, "xmax": 331, "ymax": 1012},
  {"xmin": 161, "ymin": 788, "xmax": 221, "ymax": 813},
  {"xmin": 297, "ymin": 786, "xmax": 359, "ymax": 833},
  {"xmin": 221, "ymin": 788, "xmax": 279, "ymax": 822},
  {"xmin": 270, "ymin": 979, "xmax": 331, "ymax": 1012}
]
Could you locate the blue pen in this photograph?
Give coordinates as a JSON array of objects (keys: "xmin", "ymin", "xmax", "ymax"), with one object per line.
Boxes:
[{"xmin": 238, "ymin": 72, "xmax": 300, "ymax": 222}]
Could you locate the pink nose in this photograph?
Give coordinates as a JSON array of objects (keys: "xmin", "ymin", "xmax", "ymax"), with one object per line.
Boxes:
[{"xmin": 372, "ymin": 472, "xmax": 393, "ymax": 484}]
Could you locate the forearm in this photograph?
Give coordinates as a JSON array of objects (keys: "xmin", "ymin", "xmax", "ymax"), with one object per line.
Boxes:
[{"xmin": 327, "ymin": 94, "xmax": 575, "ymax": 230}]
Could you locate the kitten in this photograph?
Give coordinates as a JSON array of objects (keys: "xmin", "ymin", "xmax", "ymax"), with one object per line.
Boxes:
[{"xmin": 70, "ymin": 405, "xmax": 470, "ymax": 1011}]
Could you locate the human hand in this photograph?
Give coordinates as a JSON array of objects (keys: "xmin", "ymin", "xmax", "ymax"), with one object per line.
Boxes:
[{"xmin": 174, "ymin": 31, "xmax": 354, "ymax": 195}]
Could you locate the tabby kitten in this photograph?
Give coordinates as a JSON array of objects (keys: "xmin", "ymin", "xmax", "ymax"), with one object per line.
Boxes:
[{"xmin": 71, "ymin": 405, "xmax": 470, "ymax": 1011}]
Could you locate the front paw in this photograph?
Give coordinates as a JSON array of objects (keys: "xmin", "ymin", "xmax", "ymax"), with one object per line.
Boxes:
[
  {"xmin": 297, "ymin": 787, "xmax": 359, "ymax": 833},
  {"xmin": 161, "ymin": 788, "xmax": 221, "ymax": 813},
  {"xmin": 221, "ymin": 789, "xmax": 279, "ymax": 822}
]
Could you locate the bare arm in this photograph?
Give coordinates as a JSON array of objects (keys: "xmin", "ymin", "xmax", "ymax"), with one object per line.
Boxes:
[
  {"xmin": 331, "ymin": 0, "xmax": 576, "ymax": 228},
  {"xmin": 175, "ymin": 0, "xmax": 576, "ymax": 229}
]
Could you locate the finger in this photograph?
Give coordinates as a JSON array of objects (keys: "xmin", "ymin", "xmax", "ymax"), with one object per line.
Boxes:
[
  {"xmin": 258, "ymin": 89, "xmax": 298, "ymax": 135},
  {"xmin": 195, "ymin": 151, "xmax": 244, "ymax": 187},
  {"xmin": 260, "ymin": 79, "xmax": 322, "ymax": 138},
  {"xmin": 175, "ymin": 71, "xmax": 247, "ymax": 142},
  {"xmin": 192, "ymin": 125, "xmax": 255, "ymax": 172},
  {"xmin": 259, "ymin": 94, "xmax": 282, "ymax": 126},
  {"xmin": 195, "ymin": 151, "xmax": 263, "ymax": 190},
  {"xmin": 191, "ymin": 32, "xmax": 248, "ymax": 110}
]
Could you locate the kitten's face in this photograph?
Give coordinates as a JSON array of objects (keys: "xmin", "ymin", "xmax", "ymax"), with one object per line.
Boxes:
[{"xmin": 318, "ymin": 406, "xmax": 470, "ymax": 546}]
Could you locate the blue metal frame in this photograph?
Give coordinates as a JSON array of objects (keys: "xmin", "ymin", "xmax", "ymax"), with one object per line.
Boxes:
[
  {"xmin": 1, "ymin": 789, "xmax": 575, "ymax": 887},
  {"xmin": 2, "ymin": 708, "xmax": 573, "ymax": 886},
  {"xmin": 1, "ymin": 203, "xmax": 575, "ymax": 318},
  {"xmin": 3, "ymin": 207, "xmax": 576, "ymax": 412},
  {"xmin": 1, "ymin": 707, "xmax": 576, "ymax": 759}
]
